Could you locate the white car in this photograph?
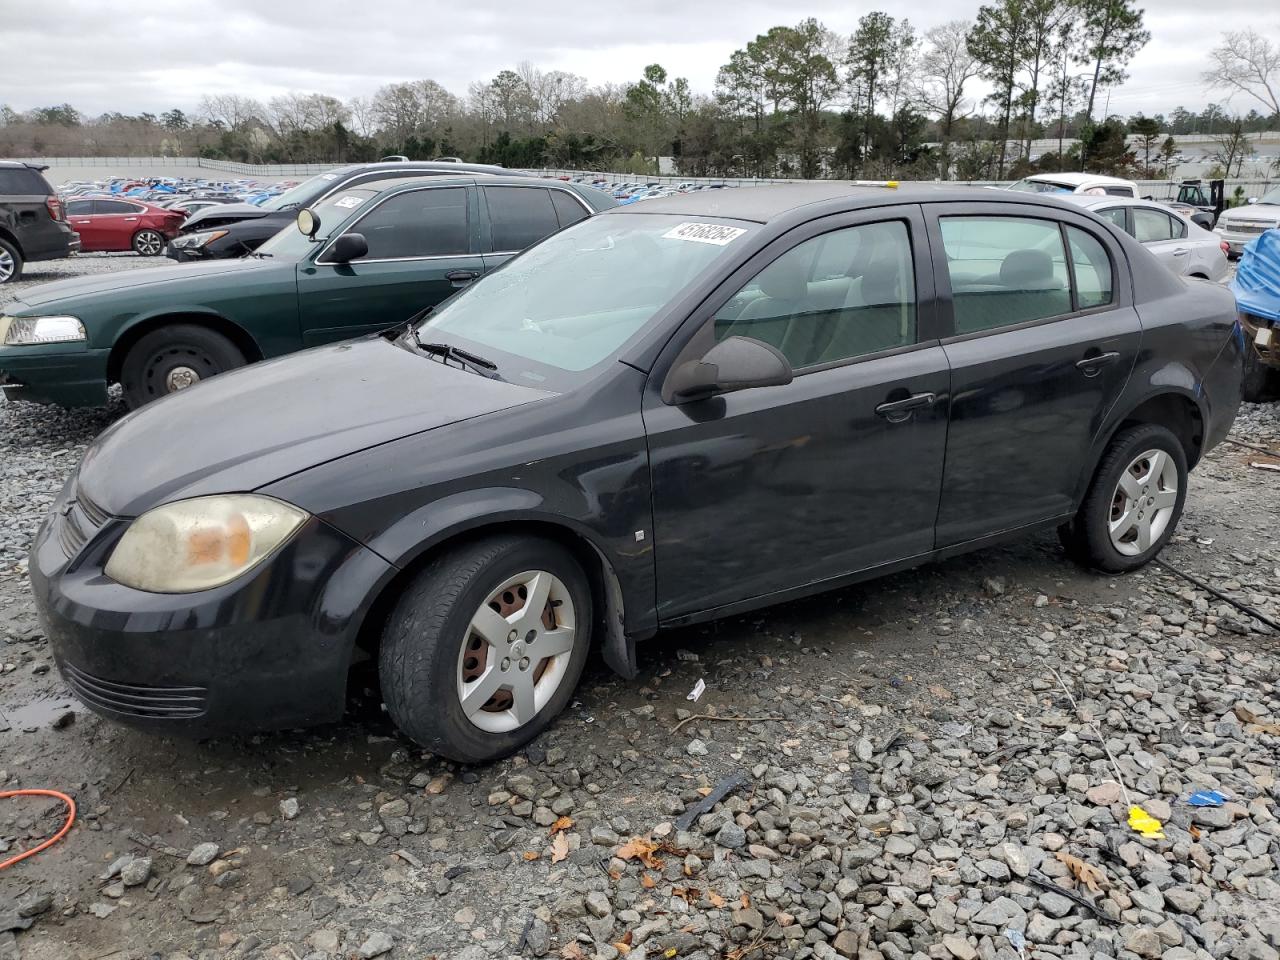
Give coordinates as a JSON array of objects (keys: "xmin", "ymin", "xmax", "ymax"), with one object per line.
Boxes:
[
  {"xmin": 1007, "ymin": 171, "xmax": 1139, "ymax": 198},
  {"xmin": 1063, "ymin": 195, "xmax": 1230, "ymax": 282},
  {"xmin": 1213, "ymin": 186, "xmax": 1280, "ymax": 257}
]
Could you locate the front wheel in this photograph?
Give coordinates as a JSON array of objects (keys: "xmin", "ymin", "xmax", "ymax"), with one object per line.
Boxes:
[
  {"xmin": 380, "ymin": 536, "xmax": 593, "ymax": 763},
  {"xmin": 0, "ymin": 237, "xmax": 23, "ymax": 284},
  {"xmin": 132, "ymin": 229, "xmax": 165, "ymax": 256},
  {"xmin": 120, "ymin": 324, "xmax": 246, "ymax": 409},
  {"xmin": 1060, "ymin": 424, "xmax": 1188, "ymax": 573}
]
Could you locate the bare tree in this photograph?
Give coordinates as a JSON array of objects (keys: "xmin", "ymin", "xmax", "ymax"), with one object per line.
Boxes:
[
  {"xmin": 1203, "ymin": 31, "xmax": 1280, "ymax": 117},
  {"xmin": 915, "ymin": 20, "xmax": 980, "ymax": 178},
  {"xmin": 1209, "ymin": 117, "xmax": 1255, "ymax": 177},
  {"xmin": 347, "ymin": 96, "xmax": 377, "ymax": 138},
  {"xmin": 199, "ymin": 95, "xmax": 263, "ymax": 133}
]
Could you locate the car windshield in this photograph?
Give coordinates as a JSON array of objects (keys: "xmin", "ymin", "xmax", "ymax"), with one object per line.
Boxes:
[
  {"xmin": 1008, "ymin": 178, "xmax": 1075, "ymax": 194},
  {"xmin": 1257, "ymin": 187, "xmax": 1280, "ymax": 206},
  {"xmin": 419, "ymin": 214, "xmax": 755, "ymax": 387},
  {"xmin": 259, "ymin": 170, "xmax": 346, "ymax": 211},
  {"xmin": 254, "ymin": 187, "xmax": 380, "ymax": 259}
]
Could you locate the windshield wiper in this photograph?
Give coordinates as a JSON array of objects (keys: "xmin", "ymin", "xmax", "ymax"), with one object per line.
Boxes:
[{"xmin": 417, "ymin": 341, "xmax": 501, "ymax": 379}]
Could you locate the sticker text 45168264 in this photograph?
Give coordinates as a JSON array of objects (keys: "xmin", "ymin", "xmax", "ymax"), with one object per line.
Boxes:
[{"xmin": 662, "ymin": 222, "xmax": 747, "ymax": 246}]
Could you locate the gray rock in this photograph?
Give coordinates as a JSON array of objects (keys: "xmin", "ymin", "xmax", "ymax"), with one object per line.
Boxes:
[
  {"xmin": 357, "ymin": 931, "xmax": 394, "ymax": 958},
  {"xmin": 186, "ymin": 842, "xmax": 219, "ymax": 867}
]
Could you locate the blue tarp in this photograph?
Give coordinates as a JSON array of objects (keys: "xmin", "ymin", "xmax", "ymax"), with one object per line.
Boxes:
[{"xmin": 1231, "ymin": 229, "xmax": 1280, "ymax": 324}]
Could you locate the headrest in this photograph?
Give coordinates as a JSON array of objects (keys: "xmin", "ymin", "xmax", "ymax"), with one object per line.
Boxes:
[
  {"xmin": 999, "ymin": 249, "xmax": 1058, "ymax": 289},
  {"xmin": 757, "ymin": 260, "xmax": 808, "ymax": 301}
]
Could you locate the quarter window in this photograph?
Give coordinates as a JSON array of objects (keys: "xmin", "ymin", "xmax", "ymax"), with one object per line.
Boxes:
[
  {"xmin": 713, "ymin": 220, "xmax": 916, "ymax": 369},
  {"xmin": 486, "ymin": 187, "xmax": 561, "ymax": 251},
  {"xmin": 347, "ymin": 187, "xmax": 469, "ymax": 260},
  {"xmin": 1066, "ymin": 227, "xmax": 1113, "ymax": 309},
  {"xmin": 550, "ymin": 190, "xmax": 590, "ymax": 229},
  {"xmin": 940, "ymin": 217, "xmax": 1073, "ymax": 334}
]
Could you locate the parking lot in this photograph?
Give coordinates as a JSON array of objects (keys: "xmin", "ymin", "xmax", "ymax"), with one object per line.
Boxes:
[{"xmin": 2, "ymin": 254, "xmax": 1279, "ymax": 960}]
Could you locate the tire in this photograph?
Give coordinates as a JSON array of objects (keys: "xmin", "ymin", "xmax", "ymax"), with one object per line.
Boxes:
[
  {"xmin": 120, "ymin": 324, "xmax": 246, "ymax": 409},
  {"xmin": 380, "ymin": 535, "xmax": 593, "ymax": 763},
  {"xmin": 1060, "ymin": 424, "xmax": 1188, "ymax": 574},
  {"xmin": 132, "ymin": 229, "xmax": 165, "ymax": 256},
  {"xmin": 0, "ymin": 237, "xmax": 23, "ymax": 284},
  {"xmin": 1241, "ymin": 345, "xmax": 1276, "ymax": 403}
]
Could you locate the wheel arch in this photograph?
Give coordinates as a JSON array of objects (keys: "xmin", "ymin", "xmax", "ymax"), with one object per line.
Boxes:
[
  {"xmin": 106, "ymin": 311, "xmax": 265, "ymax": 384},
  {"xmin": 0, "ymin": 226, "xmax": 23, "ymax": 257},
  {"xmin": 352, "ymin": 516, "xmax": 638, "ymax": 681},
  {"xmin": 1076, "ymin": 388, "xmax": 1206, "ymax": 502}
]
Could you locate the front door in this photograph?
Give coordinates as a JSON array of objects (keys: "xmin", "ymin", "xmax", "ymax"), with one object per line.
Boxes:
[
  {"xmin": 65, "ymin": 200, "xmax": 98, "ymax": 249},
  {"xmin": 92, "ymin": 199, "xmax": 145, "ymax": 251},
  {"xmin": 297, "ymin": 185, "xmax": 482, "ymax": 347},
  {"xmin": 926, "ymin": 205, "xmax": 1142, "ymax": 546},
  {"xmin": 644, "ymin": 207, "xmax": 950, "ymax": 621}
]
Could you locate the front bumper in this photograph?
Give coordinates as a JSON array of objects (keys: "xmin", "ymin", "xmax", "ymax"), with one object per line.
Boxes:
[
  {"xmin": 164, "ymin": 241, "xmax": 209, "ymax": 262},
  {"xmin": 0, "ymin": 344, "xmax": 110, "ymax": 406},
  {"xmin": 1215, "ymin": 226, "xmax": 1275, "ymax": 255},
  {"xmin": 30, "ymin": 491, "xmax": 395, "ymax": 737}
]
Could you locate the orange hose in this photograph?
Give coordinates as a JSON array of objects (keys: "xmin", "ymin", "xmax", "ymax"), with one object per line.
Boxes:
[{"xmin": 0, "ymin": 789, "xmax": 77, "ymax": 870}]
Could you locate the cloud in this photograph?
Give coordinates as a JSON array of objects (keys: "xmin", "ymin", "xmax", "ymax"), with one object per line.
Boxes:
[{"xmin": 4, "ymin": 0, "xmax": 1267, "ymax": 118}]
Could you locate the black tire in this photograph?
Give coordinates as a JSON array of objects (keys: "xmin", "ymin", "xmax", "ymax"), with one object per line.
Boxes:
[
  {"xmin": 1060, "ymin": 424, "xmax": 1188, "ymax": 574},
  {"xmin": 132, "ymin": 229, "xmax": 165, "ymax": 256},
  {"xmin": 380, "ymin": 535, "xmax": 593, "ymax": 763},
  {"xmin": 1241, "ymin": 346, "xmax": 1276, "ymax": 403},
  {"xmin": 120, "ymin": 324, "xmax": 246, "ymax": 409},
  {"xmin": 0, "ymin": 237, "xmax": 23, "ymax": 284}
]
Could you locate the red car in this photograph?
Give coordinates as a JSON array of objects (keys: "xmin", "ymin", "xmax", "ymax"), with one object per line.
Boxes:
[{"xmin": 65, "ymin": 198, "xmax": 185, "ymax": 256}]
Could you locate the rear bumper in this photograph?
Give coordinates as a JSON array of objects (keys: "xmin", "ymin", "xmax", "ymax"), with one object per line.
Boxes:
[
  {"xmin": 1202, "ymin": 325, "xmax": 1244, "ymax": 453},
  {"xmin": 0, "ymin": 345, "xmax": 110, "ymax": 406}
]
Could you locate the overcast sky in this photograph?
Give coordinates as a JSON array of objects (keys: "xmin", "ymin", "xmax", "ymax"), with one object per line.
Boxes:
[{"xmin": 4, "ymin": 0, "xmax": 1267, "ymax": 119}]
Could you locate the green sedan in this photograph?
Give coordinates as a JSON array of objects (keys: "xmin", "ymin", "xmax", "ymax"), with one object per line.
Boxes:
[{"xmin": 0, "ymin": 176, "xmax": 614, "ymax": 408}]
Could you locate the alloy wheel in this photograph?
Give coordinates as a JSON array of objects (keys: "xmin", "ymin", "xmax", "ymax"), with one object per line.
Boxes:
[
  {"xmin": 1108, "ymin": 448, "xmax": 1179, "ymax": 556},
  {"xmin": 456, "ymin": 570, "xmax": 577, "ymax": 734},
  {"xmin": 134, "ymin": 231, "xmax": 164, "ymax": 256},
  {"xmin": 0, "ymin": 248, "xmax": 14, "ymax": 283}
]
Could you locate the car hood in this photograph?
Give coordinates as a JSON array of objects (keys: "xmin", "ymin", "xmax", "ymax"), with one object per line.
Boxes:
[
  {"xmin": 1219, "ymin": 205, "xmax": 1280, "ymax": 225},
  {"xmin": 75, "ymin": 336, "xmax": 553, "ymax": 517},
  {"xmin": 182, "ymin": 202, "xmax": 271, "ymax": 229},
  {"xmin": 8, "ymin": 258, "xmax": 282, "ymax": 312}
]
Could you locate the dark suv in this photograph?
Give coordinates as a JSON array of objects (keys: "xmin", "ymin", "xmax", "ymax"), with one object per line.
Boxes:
[
  {"xmin": 167, "ymin": 160, "xmax": 528, "ymax": 262},
  {"xmin": 0, "ymin": 161, "xmax": 80, "ymax": 284}
]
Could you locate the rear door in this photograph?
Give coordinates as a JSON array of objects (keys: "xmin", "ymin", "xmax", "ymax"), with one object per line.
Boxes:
[
  {"xmin": 478, "ymin": 185, "xmax": 591, "ymax": 272},
  {"xmin": 1132, "ymin": 206, "xmax": 1191, "ymax": 276},
  {"xmin": 926, "ymin": 203, "xmax": 1141, "ymax": 545},
  {"xmin": 296, "ymin": 185, "xmax": 482, "ymax": 346}
]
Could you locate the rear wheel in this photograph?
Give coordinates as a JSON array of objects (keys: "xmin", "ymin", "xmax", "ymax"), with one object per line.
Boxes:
[
  {"xmin": 132, "ymin": 229, "xmax": 165, "ymax": 256},
  {"xmin": 380, "ymin": 535, "xmax": 592, "ymax": 763},
  {"xmin": 120, "ymin": 324, "xmax": 246, "ymax": 409},
  {"xmin": 1060, "ymin": 424, "xmax": 1187, "ymax": 573},
  {"xmin": 0, "ymin": 237, "xmax": 23, "ymax": 284}
]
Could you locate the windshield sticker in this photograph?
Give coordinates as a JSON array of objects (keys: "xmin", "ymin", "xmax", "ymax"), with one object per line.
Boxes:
[
  {"xmin": 662, "ymin": 222, "xmax": 746, "ymax": 246},
  {"xmin": 333, "ymin": 195, "xmax": 365, "ymax": 209}
]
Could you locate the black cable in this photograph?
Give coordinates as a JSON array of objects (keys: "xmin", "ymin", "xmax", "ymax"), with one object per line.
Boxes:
[{"xmin": 1155, "ymin": 559, "xmax": 1280, "ymax": 633}]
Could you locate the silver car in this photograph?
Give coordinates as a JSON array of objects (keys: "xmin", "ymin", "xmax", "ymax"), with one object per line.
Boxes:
[
  {"xmin": 1062, "ymin": 195, "xmax": 1230, "ymax": 282},
  {"xmin": 1213, "ymin": 186, "xmax": 1280, "ymax": 257}
]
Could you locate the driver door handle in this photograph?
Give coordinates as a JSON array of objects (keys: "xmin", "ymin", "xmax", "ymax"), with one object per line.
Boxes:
[
  {"xmin": 446, "ymin": 269, "xmax": 479, "ymax": 287},
  {"xmin": 875, "ymin": 392, "xmax": 937, "ymax": 422}
]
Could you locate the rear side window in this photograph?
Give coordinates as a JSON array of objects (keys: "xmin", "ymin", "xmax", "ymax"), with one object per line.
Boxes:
[
  {"xmin": 940, "ymin": 217, "xmax": 1073, "ymax": 333},
  {"xmin": 0, "ymin": 167, "xmax": 51, "ymax": 195},
  {"xmin": 1066, "ymin": 227, "xmax": 1113, "ymax": 309},
  {"xmin": 485, "ymin": 187, "xmax": 560, "ymax": 251},
  {"xmin": 348, "ymin": 187, "xmax": 469, "ymax": 260},
  {"xmin": 550, "ymin": 190, "xmax": 590, "ymax": 229},
  {"xmin": 1133, "ymin": 208, "xmax": 1179, "ymax": 243}
]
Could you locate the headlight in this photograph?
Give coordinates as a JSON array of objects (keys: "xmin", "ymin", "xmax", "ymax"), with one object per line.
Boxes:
[
  {"xmin": 171, "ymin": 230, "xmax": 229, "ymax": 250},
  {"xmin": 1, "ymin": 315, "xmax": 87, "ymax": 346},
  {"xmin": 104, "ymin": 495, "xmax": 308, "ymax": 593}
]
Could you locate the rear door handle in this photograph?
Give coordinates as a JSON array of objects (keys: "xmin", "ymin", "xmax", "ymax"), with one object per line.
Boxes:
[
  {"xmin": 446, "ymin": 269, "xmax": 479, "ymax": 288},
  {"xmin": 875, "ymin": 392, "xmax": 936, "ymax": 423},
  {"xmin": 1076, "ymin": 351, "xmax": 1120, "ymax": 377},
  {"xmin": 1172, "ymin": 247, "xmax": 1189, "ymax": 256}
]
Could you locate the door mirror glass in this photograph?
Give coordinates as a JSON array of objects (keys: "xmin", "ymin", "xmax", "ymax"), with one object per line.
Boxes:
[
  {"xmin": 297, "ymin": 208, "xmax": 321, "ymax": 238},
  {"xmin": 669, "ymin": 335, "xmax": 793, "ymax": 403},
  {"xmin": 328, "ymin": 233, "xmax": 369, "ymax": 263}
]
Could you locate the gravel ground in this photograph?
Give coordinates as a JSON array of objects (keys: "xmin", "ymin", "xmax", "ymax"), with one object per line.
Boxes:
[{"xmin": 1, "ymin": 258, "xmax": 1278, "ymax": 960}]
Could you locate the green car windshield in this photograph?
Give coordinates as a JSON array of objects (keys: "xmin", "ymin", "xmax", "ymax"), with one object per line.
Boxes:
[
  {"xmin": 259, "ymin": 170, "xmax": 345, "ymax": 212},
  {"xmin": 420, "ymin": 214, "xmax": 755, "ymax": 387},
  {"xmin": 255, "ymin": 188, "xmax": 381, "ymax": 259}
]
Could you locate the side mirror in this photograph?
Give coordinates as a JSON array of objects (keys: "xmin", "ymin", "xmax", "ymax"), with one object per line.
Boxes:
[
  {"xmin": 297, "ymin": 208, "xmax": 321, "ymax": 238},
  {"xmin": 1247, "ymin": 197, "xmax": 1259, "ymax": 205},
  {"xmin": 668, "ymin": 336, "xmax": 793, "ymax": 403},
  {"xmin": 328, "ymin": 233, "xmax": 369, "ymax": 264}
]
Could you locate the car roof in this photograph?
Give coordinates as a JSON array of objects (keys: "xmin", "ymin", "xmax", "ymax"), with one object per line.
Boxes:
[
  {"xmin": 360, "ymin": 174, "xmax": 590, "ymax": 195},
  {"xmin": 329, "ymin": 159, "xmax": 524, "ymax": 178},
  {"xmin": 609, "ymin": 182, "xmax": 1099, "ymax": 224},
  {"xmin": 1023, "ymin": 171, "xmax": 1133, "ymax": 186},
  {"xmin": 1057, "ymin": 195, "xmax": 1159, "ymax": 210}
]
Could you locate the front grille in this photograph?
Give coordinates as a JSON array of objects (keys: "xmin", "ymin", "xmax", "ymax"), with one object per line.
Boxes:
[
  {"xmin": 64, "ymin": 662, "xmax": 208, "ymax": 719},
  {"xmin": 1234, "ymin": 223, "xmax": 1273, "ymax": 235},
  {"xmin": 56, "ymin": 491, "xmax": 111, "ymax": 558}
]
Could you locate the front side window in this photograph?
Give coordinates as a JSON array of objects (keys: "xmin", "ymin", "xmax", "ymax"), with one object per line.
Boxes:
[
  {"xmin": 348, "ymin": 187, "xmax": 469, "ymax": 260},
  {"xmin": 713, "ymin": 221, "xmax": 916, "ymax": 369},
  {"xmin": 940, "ymin": 216, "xmax": 1073, "ymax": 334},
  {"xmin": 1096, "ymin": 207, "xmax": 1128, "ymax": 232},
  {"xmin": 95, "ymin": 200, "xmax": 140, "ymax": 215},
  {"xmin": 66, "ymin": 200, "xmax": 92, "ymax": 216},
  {"xmin": 550, "ymin": 190, "xmax": 590, "ymax": 229},
  {"xmin": 421, "ymin": 214, "xmax": 752, "ymax": 383},
  {"xmin": 486, "ymin": 187, "xmax": 560, "ymax": 251}
]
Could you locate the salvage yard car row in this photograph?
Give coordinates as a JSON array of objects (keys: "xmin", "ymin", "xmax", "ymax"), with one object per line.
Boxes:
[{"xmin": 2, "ymin": 177, "xmax": 1253, "ymax": 762}]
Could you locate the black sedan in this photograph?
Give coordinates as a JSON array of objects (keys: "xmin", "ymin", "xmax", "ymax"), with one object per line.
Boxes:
[{"xmin": 32, "ymin": 184, "xmax": 1243, "ymax": 762}]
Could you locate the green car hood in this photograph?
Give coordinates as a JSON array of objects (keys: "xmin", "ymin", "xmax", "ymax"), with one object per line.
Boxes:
[{"xmin": 8, "ymin": 258, "xmax": 288, "ymax": 313}]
